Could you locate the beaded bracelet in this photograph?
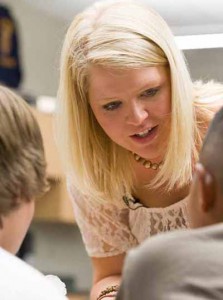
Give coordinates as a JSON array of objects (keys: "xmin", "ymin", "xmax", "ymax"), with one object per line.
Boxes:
[{"xmin": 97, "ymin": 285, "xmax": 119, "ymax": 300}]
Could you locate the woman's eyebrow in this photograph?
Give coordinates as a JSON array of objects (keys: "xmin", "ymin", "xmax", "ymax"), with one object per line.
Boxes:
[
  {"xmin": 137, "ymin": 82, "xmax": 163, "ymax": 94},
  {"xmin": 98, "ymin": 96, "xmax": 121, "ymax": 103}
]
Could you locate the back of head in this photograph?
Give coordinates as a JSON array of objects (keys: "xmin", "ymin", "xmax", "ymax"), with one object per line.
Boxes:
[
  {"xmin": 199, "ymin": 107, "xmax": 223, "ymax": 196},
  {"xmin": 0, "ymin": 86, "xmax": 48, "ymax": 221}
]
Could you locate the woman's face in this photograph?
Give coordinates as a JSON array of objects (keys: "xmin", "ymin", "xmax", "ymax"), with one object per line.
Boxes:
[{"xmin": 88, "ymin": 65, "xmax": 171, "ymax": 160}]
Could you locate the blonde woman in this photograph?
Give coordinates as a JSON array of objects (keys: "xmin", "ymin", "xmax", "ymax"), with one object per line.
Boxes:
[{"xmin": 56, "ymin": 1, "xmax": 223, "ymax": 299}]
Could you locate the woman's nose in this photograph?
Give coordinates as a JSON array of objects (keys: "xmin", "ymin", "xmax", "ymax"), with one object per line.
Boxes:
[{"xmin": 126, "ymin": 103, "xmax": 149, "ymax": 126}]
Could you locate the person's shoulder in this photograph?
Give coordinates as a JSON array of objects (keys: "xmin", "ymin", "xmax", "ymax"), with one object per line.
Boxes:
[
  {"xmin": 0, "ymin": 247, "xmax": 38, "ymax": 273},
  {"xmin": 132, "ymin": 223, "xmax": 223, "ymax": 259},
  {"xmin": 0, "ymin": 247, "xmax": 67, "ymax": 299},
  {"xmin": 123, "ymin": 230, "xmax": 192, "ymax": 278},
  {"xmin": 127, "ymin": 228, "xmax": 190, "ymax": 265},
  {"xmin": 141, "ymin": 229, "xmax": 190, "ymax": 251},
  {"xmin": 124, "ymin": 224, "xmax": 223, "ymax": 279},
  {"xmin": 192, "ymin": 223, "xmax": 223, "ymax": 239},
  {"xmin": 132, "ymin": 224, "xmax": 219, "ymax": 263}
]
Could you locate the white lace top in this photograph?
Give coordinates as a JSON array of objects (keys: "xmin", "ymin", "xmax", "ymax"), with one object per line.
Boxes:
[{"xmin": 68, "ymin": 184, "xmax": 190, "ymax": 257}]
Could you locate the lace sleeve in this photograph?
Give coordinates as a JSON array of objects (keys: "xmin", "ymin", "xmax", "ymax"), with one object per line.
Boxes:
[{"xmin": 68, "ymin": 183, "xmax": 138, "ymax": 257}]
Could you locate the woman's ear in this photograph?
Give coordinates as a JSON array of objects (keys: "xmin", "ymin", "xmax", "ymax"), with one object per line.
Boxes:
[{"xmin": 196, "ymin": 163, "xmax": 216, "ymax": 212}]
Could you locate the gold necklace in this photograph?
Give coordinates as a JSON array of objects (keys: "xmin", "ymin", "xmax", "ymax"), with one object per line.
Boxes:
[{"xmin": 133, "ymin": 153, "xmax": 163, "ymax": 170}]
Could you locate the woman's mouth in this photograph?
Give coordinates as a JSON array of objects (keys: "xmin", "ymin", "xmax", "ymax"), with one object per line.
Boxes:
[
  {"xmin": 135, "ymin": 127, "xmax": 154, "ymax": 138},
  {"xmin": 131, "ymin": 126, "xmax": 158, "ymax": 143}
]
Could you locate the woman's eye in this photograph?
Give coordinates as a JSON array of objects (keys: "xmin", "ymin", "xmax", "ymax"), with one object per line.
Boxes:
[
  {"xmin": 141, "ymin": 88, "xmax": 159, "ymax": 98},
  {"xmin": 103, "ymin": 101, "xmax": 121, "ymax": 111}
]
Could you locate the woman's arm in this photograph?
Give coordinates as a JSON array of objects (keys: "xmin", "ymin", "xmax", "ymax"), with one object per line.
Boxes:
[{"xmin": 90, "ymin": 253, "xmax": 126, "ymax": 300}]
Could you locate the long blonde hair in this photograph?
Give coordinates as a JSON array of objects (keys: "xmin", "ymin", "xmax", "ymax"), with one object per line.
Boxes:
[{"xmin": 57, "ymin": 0, "xmax": 221, "ymax": 204}]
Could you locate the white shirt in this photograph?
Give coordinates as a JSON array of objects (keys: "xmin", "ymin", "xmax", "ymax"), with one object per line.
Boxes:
[{"xmin": 0, "ymin": 247, "xmax": 68, "ymax": 300}]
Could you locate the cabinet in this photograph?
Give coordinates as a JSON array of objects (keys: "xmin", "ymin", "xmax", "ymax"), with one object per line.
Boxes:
[{"xmin": 31, "ymin": 107, "xmax": 75, "ymax": 224}]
